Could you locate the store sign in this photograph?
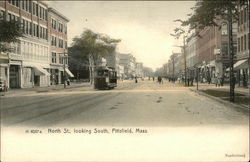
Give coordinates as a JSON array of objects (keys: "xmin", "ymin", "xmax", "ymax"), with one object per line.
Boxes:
[{"xmin": 214, "ymin": 49, "xmax": 221, "ymax": 55}]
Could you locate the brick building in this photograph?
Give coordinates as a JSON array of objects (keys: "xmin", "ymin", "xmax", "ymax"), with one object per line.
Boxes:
[
  {"xmin": 48, "ymin": 7, "xmax": 73, "ymax": 85},
  {"xmin": 196, "ymin": 19, "xmax": 237, "ymax": 83},
  {"xmin": 0, "ymin": 0, "xmax": 50, "ymax": 88},
  {"xmin": 0, "ymin": 0, "xmax": 73, "ymax": 88},
  {"xmin": 235, "ymin": 4, "xmax": 249, "ymax": 87}
]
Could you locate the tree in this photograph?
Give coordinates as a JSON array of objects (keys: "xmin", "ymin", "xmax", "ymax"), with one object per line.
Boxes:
[
  {"xmin": 71, "ymin": 29, "xmax": 121, "ymax": 84},
  {"xmin": 172, "ymin": 0, "xmax": 248, "ymax": 102},
  {"xmin": 68, "ymin": 46, "xmax": 90, "ymax": 80},
  {"xmin": 0, "ymin": 18, "xmax": 23, "ymax": 52}
]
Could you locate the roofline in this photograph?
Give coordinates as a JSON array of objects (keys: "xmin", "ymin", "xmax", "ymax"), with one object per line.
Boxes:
[{"xmin": 48, "ymin": 7, "xmax": 70, "ymax": 22}]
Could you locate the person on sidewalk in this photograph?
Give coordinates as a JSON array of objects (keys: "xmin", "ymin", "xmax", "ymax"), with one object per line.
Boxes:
[{"xmin": 67, "ymin": 79, "xmax": 70, "ymax": 86}]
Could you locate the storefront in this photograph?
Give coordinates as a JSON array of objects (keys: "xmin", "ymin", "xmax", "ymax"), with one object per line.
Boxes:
[
  {"xmin": 0, "ymin": 53, "xmax": 9, "ymax": 89},
  {"xmin": 22, "ymin": 62, "xmax": 50, "ymax": 88},
  {"xmin": 9, "ymin": 60, "xmax": 22, "ymax": 89},
  {"xmin": 234, "ymin": 59, "xmax": 249, "ymax": 87}
]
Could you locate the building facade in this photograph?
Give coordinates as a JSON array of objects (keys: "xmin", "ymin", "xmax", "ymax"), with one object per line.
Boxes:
[
  {"xmin": 0, "ymin": 0, "xmax": 73, "ymax": 89},
  {"xmin": 235, "ymin": 4, "xmax": 249, "ymax": 87},
  {"xmin": 195, "ymin": 19, "xmax": 237, "ymax": 83},
  {"xmin": 0, "ymin": 0, "xmax": 50, "ymax": 88},
  {"xmin": 135, "ymin": 62, "xmax": 144, "ymax": 77},
  {"xmin": 185, "ymin": 35, "xmax": 198, "ymax": 81},
  {"xmin": 118, "ymin": 53, "xmax": 136, "ymax": 79},
  {"xmin": 105, "ymin": 53, "xmax": 124, "ymax": 79},
  {"xmin": 48, "ymin": 7, "xmax": 73, "ymax": 85}
]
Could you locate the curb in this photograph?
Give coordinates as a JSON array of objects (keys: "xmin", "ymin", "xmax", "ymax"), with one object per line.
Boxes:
[
  {"xmin": 0, "ymin": 83, "xmax": 94, "ymax": 97},
  {"xmin": 189, "ymin": 88, "xmax": 250, "ymax": 112}
]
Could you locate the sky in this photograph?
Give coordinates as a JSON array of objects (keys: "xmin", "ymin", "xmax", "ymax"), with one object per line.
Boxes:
[{"xmin": 47, "ymin": 1, "xmax": 195, "ymax": 70}]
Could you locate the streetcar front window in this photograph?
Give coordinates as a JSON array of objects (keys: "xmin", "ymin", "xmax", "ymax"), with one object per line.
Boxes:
[{"xmin": 97, "ymin": 70, "xmax": 109, "ymax": 77}]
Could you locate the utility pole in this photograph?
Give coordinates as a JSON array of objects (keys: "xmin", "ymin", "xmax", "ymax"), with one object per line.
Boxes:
[
  {"xmin": 63, "ymin": 50, "xmax": 66, "ymax": 88},
  {"xmin": 172, "ymin": 54, "xmax": 175, "ymax": 82},
  {"xmin": 228, "ymin": 8, "xmax": 234, "ymax": 102},
  {"xmin": 247, "ymin": 0, "xmax": 250, "ymax": 103},
  {"xmin": 196, "ymin": 66, "xmax": 199, "ymax": 90},
  {"xmin": 183, "ymin": 35, "xmax": 187, "ymax": 86}
]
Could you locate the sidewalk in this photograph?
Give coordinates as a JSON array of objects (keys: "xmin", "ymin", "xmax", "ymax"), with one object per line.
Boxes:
[
  {"xmin": 0, "ymin": 82, "xmax": 93, "ymax": 97},
  {"xmin": 189, "ymin": 83, "xmax": 249, "ymax": 96},
  {"xmin": 189, "ymin": 82, "xmax": 249, "ymax": 111}
]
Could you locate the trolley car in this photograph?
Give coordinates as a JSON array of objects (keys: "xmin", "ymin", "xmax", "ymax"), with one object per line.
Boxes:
[{"xmin": 94, "ymin": 67, "xmax": 117, "ymax": 89}]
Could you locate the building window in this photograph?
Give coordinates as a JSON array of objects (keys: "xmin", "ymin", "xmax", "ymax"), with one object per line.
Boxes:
[
  {"xmin": 32, "ymin": 24, "xmax": 36, "ymax": 37},
  {"xmin": 59, "ymin": 39, "xmax": 63, "ymax": 48},
  {"xmin": 221, "ymin": 23, "xmax": 227, "ymax": 35},
  {"xmin": 59, "ymin": 55, "xmax": 63, "ymax": 64},
  {"xmin": 52, "ymin": 52, "xmax": 57, "ymax": 63},
  {"xmin": 39, "ymin": 6, "xmax": 41, "ymax": 18},
  {"xmin": 241, "ymin": 36, "xmax": 243, "ymax": 51},
  {"xmin": 64, "ymin": 41, "xmax": 67, "ymax": 49},
  {"xmin": 32, "ymin": 2, "xmax": 36, "ymax": 16},
  {"xmin": 9, "ymin": 0, "xmax": 19, "ymax": 8},
  {"xmin": 64, "ymin": 25, "xmax": 67, "ymax": 34},
  {"xmin": 25, "ymin": 20, "xmax": 28, "ymax": 34},
  {"xmin": 26, "ymin": 0, "xmax": 29, "ymax": 12},
  {"xmin": 58, "ymin": 23, "xmax": 63, "ymax": 32},
  {"xmin": 244, "ymin": 35, "xmax": 246, "ymax": 51},
  {"xmin": 45, "ymin": 28, "xmax": 48, "ymax": 40},
  {"xmin": 28, "ymin": 21, "xmax": 32, "ymax": 35},
  {"xmin": 238, "ymin": 38, "xmax": 240, "ymax": 52},
  {"xmin": 52, "ymin": 19, "xmax": 57, "ymax": 29},
  {"xmin": 241, "ymin": 10, "xmax": 244, "ymax": 25},
  {"xmin": 0, "ymin": 10, "xmax": 4, "ymax": 20},
  {"xmin": 51, "ymin": 36, "xmax": 57, "ymax": 46},
  {"xmin": 39, "ymin": 26, "xmax": 42, "ymax": 38},
  {"xmin": 36, "ymin": 4, "xmax": 38, "ymax": 16},
  {"xmin": 243, "ymin": 7, "xmax": 247, "ymax": 23},
  {"xmin": 10, "ymin": 41, "xmax": 21, "ymax": 54},
  {"xmin": 36, "ymin": 25, "xmax": 39, "ymax": 37},
  {"xmin": 45, "ymin": 9, "xmax": 47, "ymax": 20}
]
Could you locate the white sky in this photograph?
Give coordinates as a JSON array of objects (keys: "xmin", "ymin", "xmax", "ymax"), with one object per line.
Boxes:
[{"xmin": 47, "ymin": 1, "xmax": 195, "ymax": 70}]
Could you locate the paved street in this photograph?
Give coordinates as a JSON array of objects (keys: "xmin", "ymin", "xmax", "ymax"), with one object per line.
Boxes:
[
  {"xmin": 1, "ymin": 80, "xmax": 248, "ymax": 127},
  {"xmin": 1, "ymin": 80, "xmax": 249, "ymax": 161}
]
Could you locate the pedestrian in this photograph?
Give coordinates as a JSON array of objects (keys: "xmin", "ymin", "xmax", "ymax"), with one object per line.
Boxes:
[
  {"xmin": 153, "ymin": 77, "xmax": 155, "ymax": 81},
  {"xmin": 135, "ymin": 77, "xmax": 138, "ymax": 83},
  {"xmin": 67, "ymin": 78, "xmax": 70, "ymax": 85}
]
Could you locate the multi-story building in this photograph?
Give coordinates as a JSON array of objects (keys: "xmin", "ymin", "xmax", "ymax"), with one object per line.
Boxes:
[
  {"xmin": 235, "ymin": 4, "xmax": 249, "ymax": 87},
  {"xmin": 118, "ymin": 53, "xmax": 136, "ymax": 79},
  {"xmin": 135, "ymin": 62, "xmax": 144, "ymax": 77},
  {"xmin": 105, "ymin": 53, "xmax": 125, "ymax": 79},
  {"xmin": 105, "ymin": 53, "xmax": 119, "ymax": 70},
  {"xmin": 185, "ymin": 35, "xmax": 197, "ymax": 80},
  {"xmin": 48, "ymin": 7, "xmax": 73, "ymax": 85},
  {"xmin": 0, "ymin": 0, "xmax": 74, "ymax": 88},
  {"xmin": 196, "ymin": 18, "xmax": 237, "ymax": 83},
  {"xmin": 0, "ymin": 0, "xmax": 50, "ymax": 88}
]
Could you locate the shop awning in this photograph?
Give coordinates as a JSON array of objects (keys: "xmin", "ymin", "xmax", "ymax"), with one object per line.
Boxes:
[
  {"xmin": 226, "ymin": 59, "xmax": 249, "ymax": 71},
  {"xmin": 23, "ymin": 62, "xmax": 50, "ymax": 76},
  {"xmin": 234, "ymin": 59, "xmax": 248, "ymax": 69},
  {"xmin": 33, "ymin": 66, "xmax": 50, "ymax": 76},
  {"xmin": 65, "ymin": 68, "xmax": 74, "ymax": 77}
]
